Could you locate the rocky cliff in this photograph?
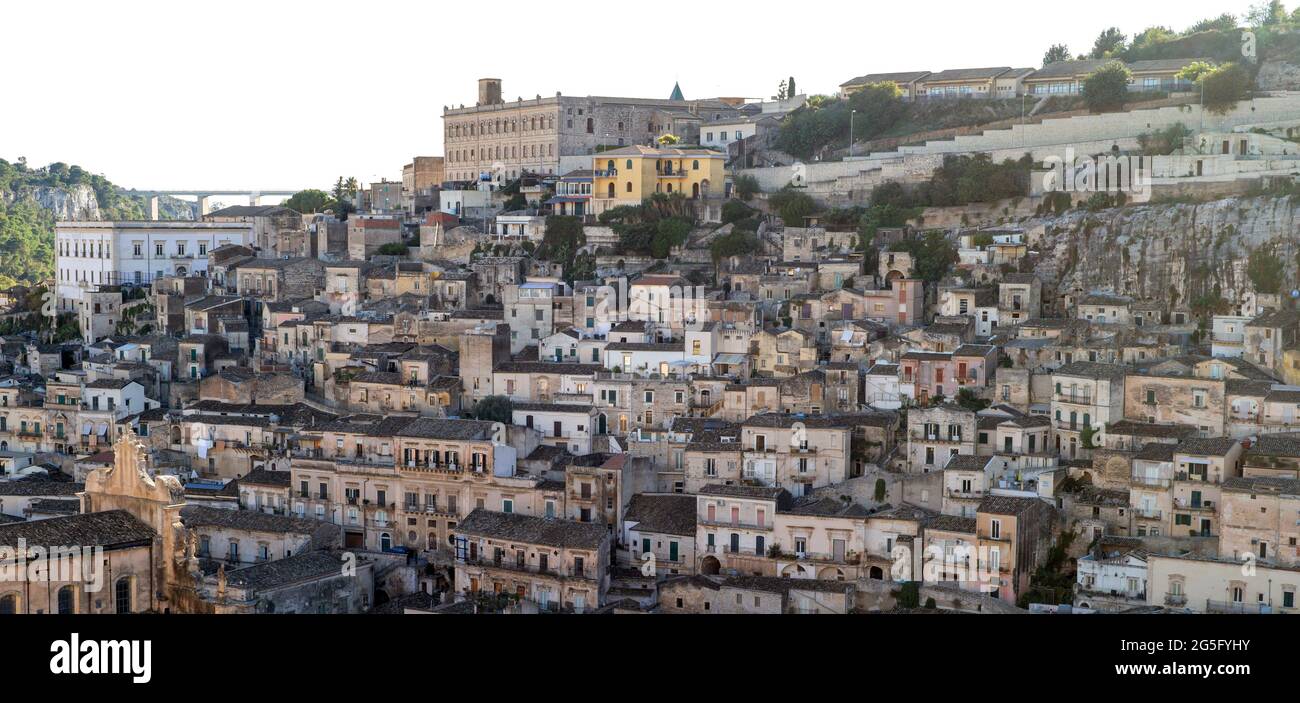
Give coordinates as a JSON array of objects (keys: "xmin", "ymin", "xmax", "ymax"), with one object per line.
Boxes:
[
  {"xmin": 0, "ymin": 183, "xmax": 195, "ymax": 221},
  {"xmin": 1032, "ymin": 195, "xmax": 1300, "ymax": 310}
]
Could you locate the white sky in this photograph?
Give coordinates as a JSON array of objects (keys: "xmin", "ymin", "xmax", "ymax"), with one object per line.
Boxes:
[{"xmin": 1, "ymin": 0, "xmax": 1252, "ymax": 200}]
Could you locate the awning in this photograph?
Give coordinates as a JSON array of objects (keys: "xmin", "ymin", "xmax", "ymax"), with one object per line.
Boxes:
[
  {"xmin": 712, "ymin": 353, "xmax": 747, "ymax": 365},
  {"xmin": 81, "ymin": 422, "xmax": 93, "ymax": 436}
]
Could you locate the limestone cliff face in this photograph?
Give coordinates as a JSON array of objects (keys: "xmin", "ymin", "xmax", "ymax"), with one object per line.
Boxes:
[
  {"xmin": 1, "ymin": 183, "xmax": 101, "ymax": 220},
  {"xmin": 1257, "ymin": 59, "xmax": 1300, "ymax": 91},
  {"xmin": 1, "ymin": 183, "xmax": 196, "ymax": 221},
  {"xmin": 1034, "ymin": 195, "xmax": 1300, "ymax": 308}
]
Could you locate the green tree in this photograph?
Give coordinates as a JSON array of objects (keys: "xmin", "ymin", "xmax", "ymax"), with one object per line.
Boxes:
[
  {"xmin": 375, "ymin": 242, "xmax": 409, "ymax": 256},
  {"xmin": 1247, "ymin": 0, "xmax": 1288, "ymax": 26},
  {"xmin": 1247, "ymin": 244, "xmax": 1286, "ymax": 293},
  {"xmin": 1080, "ymin": 423, "xmax": 1098, "ymax": 450},
  {"xmin": 651, "ymin": 217, "xmax": 692, "ymax": 258},
  {"xmin": 540, "ymin": 214, "xmax": 587, "ymax": 282},
  {"xmin": 721, "ymin": 200, "xmax": 754, "ymax": 225},
  {"xmin": 956, "ymin": 387, "xmax": 990, "ymax": 411},
  {"xmin": 1042, "ymin": 44, "xmax": 1071, "ymax": 65},
  {"xmin": 874, "ymin": 478, "xmax": 886, "ymax": 502},
  {"xmin": 894, "ymin": 581, "xmax": 920, "ymax": 608},
  {"xmin": 847, "ymin": 81, "xmax": 907, "ymax": 140},
  {"xmin": 768, "ymin": 187, "xmax": 817, "ymax": 225},
  {"xmin": 281, "ymin": 189, "xmax": 335, "ymax": 213},
  {"xmin": 472, "ymin": 395, "xmax": 514, "ymax": 423},
  {"xmin": 1081, "ymin": 61, "xmax": 1132, "ymax": 112},
  {"xmin": 1198, "ymin": 62, "xmax": 1253, "ymax": 114},
  {"xmin": 787, "ymin": 76, "xmax": 797, "ymax": 96},
  {"xmin": 710, "ymin": 229, "xmax": 761, "ymax": 263},
  {"xmin": 1130, "ymin": 26, "xmax": 1175, "ymax": 52},
  {"xmin": 1186, "ymin": 13, "xmax": 1238, "ymax": 33},
  {"xmin": 734, "ymin": 175, "xmax": 759, "ymax": 201},
  {"xmin": 503, "ymin": 192, "xmax": 528, "ymax": 211},
  {"xmin": 1089, "ymin": 27, "xmax": 1128, "ymax": 58},
  {"xmin": 1176, "ymin": 60, "xmax": 1217, "ymax": 83},
  {"xmin": 888, "ymin": 230, "xmax": 957, "ymax": 283}
]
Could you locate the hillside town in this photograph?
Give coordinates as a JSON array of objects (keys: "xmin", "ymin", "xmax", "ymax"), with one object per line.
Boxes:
[{"xmin": 6, "ymin": 19, "xmax": 1300, "ymax": 618}]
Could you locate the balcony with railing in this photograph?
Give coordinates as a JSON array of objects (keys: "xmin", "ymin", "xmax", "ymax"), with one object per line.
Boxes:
[
  {"xmin": 1172, "ymin": 497, "xmax": 1215, "ymax": 511},
  {"xmin": 773, "ymin": 550, "xmax": 860, "ymax": 566},
  {"xmin": 1206, "ymin": 599, "xmax": 1266, "ymax": 614},
  {"xmin": 947, "ymin": 488, "xmax": 984, "ymax": 500},
  {"xmin": 1134, "ymin": 507, "xmax": 1162, "ymax": 520},
  {"xmin": 462, "ymin": 556, "xmax": 595, "ymax": 582},
  {"xmin": 699, "ymin": 516, "xmax": 768, "ymax": 531},
  {"xmin": 1163, "ymin": 592, "xmax": 1187, "ymax": 607},
  {"xmin": 1131, "ymin": 476, "xmax": 1171, "ymax": 488},
  {"xmin": 910, "ymin": 431, "xmax": 966, "ymax": 444},
  {"xmin": 1054, "ymin": 393, "xmax": 1093, "ymax": 405},
  {"xmin": 723, "ymin": 545, "xmax": 767, "ymax": 557}
]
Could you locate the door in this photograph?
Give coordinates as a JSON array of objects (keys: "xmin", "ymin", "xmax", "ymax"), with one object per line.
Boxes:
[
  {"xmin": 1200, "ymin": 518, "xmax": 1211, "ymax": 537},
  {"xmin": 553, "ymin": 421, "xmax": 562, "ymax": 438},
  {"xmin": 669, "ymin": 541, "xmax": 679, "ymax": 562},
  {"xmin": 832, "ymin": 539, "xmax": 846, "ymax": 562},
  {"xmin": 642, "ymin": 537, "xmax": 651, "ymax": 554}
]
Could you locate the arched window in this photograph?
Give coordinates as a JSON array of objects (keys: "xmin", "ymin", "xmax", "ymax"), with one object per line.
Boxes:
[
  {"xmin": 115, "ymin": 578, "xmax": 131, "ymax": 613},
  {"xmin": 693, "ymin": 160, "xmax": 700, "ymax": 170},
  {"xmin": 0, "ymin": 593, "xmax": 16, "ymax": 614},
  {"xmin": 57, "ymin": 586, "xmax": 75, "ymax": 614},
  {"xmin": 586, "ymin": 117, "xmax": 594, "ymax": 133},
  {"xmin": 625, "ymin": 159, "xmax": 632, "ymax": 170},
  {"xmin": 626, "ymin": 182, "xmax": 633, "ymax": 193},
  {"xmin": 606, "ymin": 160, "xmax": 615, "ymax": 172},
  {"xmin": 607, "ymin": 183, "xmax": 615, "ymax": 198}
]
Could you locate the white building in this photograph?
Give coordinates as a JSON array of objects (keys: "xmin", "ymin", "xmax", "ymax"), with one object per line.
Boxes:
[
  {"xmin": 1210, "ymin": 314, "xmax": 1252, "ymax": 359},
  {"xmin": 863, "ymin": 362, "xmax": 902, "ymax": 410},
  {"xmin": 1074, "ymin": 546, "xmax": 1148, "ymax": 612},
  {"xmin": 55, "ymin": 221, "xmax": 253, "ymax": 311},
  {"xmin": 512, "ymin": 403, "xmax": 595, "ymax": 455},
  {"xmin": 493, "ymin": 213, "xmax": 547, "ymax": 241}
]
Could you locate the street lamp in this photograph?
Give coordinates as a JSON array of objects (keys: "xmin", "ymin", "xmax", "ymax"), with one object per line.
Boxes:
[{"xmin": 850, "ymin": 109, "xmax": 858, "ymax": 158}]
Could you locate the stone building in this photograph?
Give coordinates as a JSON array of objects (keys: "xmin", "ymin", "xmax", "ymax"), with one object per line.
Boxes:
[
  {"xmin": 441, "ymin": 78, "xmax": 741, "ymax": 183},
  {"xmin": 453, "ymin": 508, "xmax": 611, "ymax": 613},
  {"xmin": 907, "ymin": 404, "xmax": 977, "ymax": 474}
]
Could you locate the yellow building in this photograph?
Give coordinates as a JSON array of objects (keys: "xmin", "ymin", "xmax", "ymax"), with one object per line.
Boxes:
[
  {"xmin": 1281, "ymin": 348, "xmax": 1300, "ymax": 386},
  {"xmin": 591, "ymin": 145, "xmax": 726, "ymax": 215}
]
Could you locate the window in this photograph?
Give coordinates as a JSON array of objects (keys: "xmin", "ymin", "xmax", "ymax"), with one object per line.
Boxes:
[
  {"xmin": 990, "ymin": 519, "xmax": 1001, "ymax": 539},
  {"xmin": 115, "ymin": 578, "xmax": 131, "ymax": 613},
  {"xmin": 57, "ymin": 586, "xmax": 75, "ymax": 614}
]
